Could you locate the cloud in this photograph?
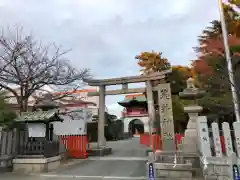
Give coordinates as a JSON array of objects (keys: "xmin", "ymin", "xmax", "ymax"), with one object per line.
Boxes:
[{"xmin": 0, "ymin": 0, "xmax": 220, "ymax": 115}]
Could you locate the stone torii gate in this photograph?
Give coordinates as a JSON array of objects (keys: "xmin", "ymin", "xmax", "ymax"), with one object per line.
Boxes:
[{"xmin": 84, "ymin": 69, "xmax": 175, "ymax": 154}]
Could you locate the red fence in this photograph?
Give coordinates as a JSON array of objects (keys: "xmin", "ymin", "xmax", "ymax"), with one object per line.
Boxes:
[
  {"xmin": 140, "ymin": 133, "xmax": 183, "ymax": 150},
  {"xmin": 140, "ymin": 133, "xmax": 227, "ymax": 153},
  {"xmin": 59, "ymin": 135, "xmax": 89, "ymax": 159}
]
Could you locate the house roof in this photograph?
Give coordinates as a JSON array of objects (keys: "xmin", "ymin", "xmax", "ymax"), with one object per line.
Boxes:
[
  {"xmin": 54, "ymin": 89, "xmax": 97, "ymax": 95},
  {"xmin": 59, "ymin": 98, "xmax": 97, "ymax": 106},
  {"xmin": 14, "ymin": 109, "xmax": 63, "ymax": 123},
  {"xmin": 3, "ymin": 87, "xmax": 98, "ymax": 109}
]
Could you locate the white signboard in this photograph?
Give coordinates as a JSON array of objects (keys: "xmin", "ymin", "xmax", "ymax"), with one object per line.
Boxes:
[
  {"xmin": 233, "ymin": 122, "xmax": 240, "ymax": 157},
  {"xmin": 211, "ymin": 122, "xmax": 223, "ymax": 157},
  {"xmin": 197, "ymin": 116, "xmax": 211, "ymax": 157},
  {"xmin": 27, "ymin": 124, "xmax": 46, "ymax": 137},
  {"xmin": 222, "ymin": 122, "xmax": 233, "ymax": 157}
]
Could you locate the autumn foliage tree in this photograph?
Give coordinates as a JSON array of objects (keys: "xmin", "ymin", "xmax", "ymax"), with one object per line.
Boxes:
[
  {"xmin": 135, "ymin": 51, "xmax": 170, "ymax": 74},
  {"xmin": 196, "ymin": 3, "xmax": 239, "ymax": 46},
  {"xmin": 193, "ymin": 1, "xmax": 240, "ymax": 87},
  {"xmin": 135, "ymin": 51, "xmax": 192, "ymax": 131},
  {"xmin": 193, "ymin": 36, "xmax": 240, "ymax": 89},
  {"xmin": 192, "ymin": 2, "xmax": 240, "ymax": 121},
  {"xmin": 135, "ymin": 51, "xmax": 193, "ymax": 93},
  {"xmin": 229, "ymin": 0, "xmax": 240, "ymax": 8}
]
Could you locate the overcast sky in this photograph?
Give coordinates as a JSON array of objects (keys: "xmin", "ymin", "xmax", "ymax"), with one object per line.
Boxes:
[{"xmin": 0, "ymin": 0, "xmax": 220, "ymax": 116}]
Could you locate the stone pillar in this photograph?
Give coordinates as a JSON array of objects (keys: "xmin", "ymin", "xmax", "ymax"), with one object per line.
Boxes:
[
  {"xmin": 146, "ymin": 81, "xmax": 155, "ymax": 148},
  {"xmin": 158, "ymin": 83, "xmax": 175, "ymax": 150},
  {"xmin": 146, "ymin": 81, "xmax": 155, "ymax": 132},
  {"xmin": 179, "ymin": 78, "xmax": 205, "ymax": 154},
  {"xmin": 98, "ymin": 85, "xmax": 106, "ymax": 148}
]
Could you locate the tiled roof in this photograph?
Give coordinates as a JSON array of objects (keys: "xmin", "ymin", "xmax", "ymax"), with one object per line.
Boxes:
[
  {"xmin": 125, "ymin": 94, "xmax": 145, "ymax": 99},
  {"xmin": 54, "ymin": 89, "xmax": 97, "ymax": 95},
  {"xmin": 14, "ymin": 109, "xmax": 63, "ymax": 122},
  {"xmin": 119, "ymin": 93, "xmax": 146, "ymax": 103}
]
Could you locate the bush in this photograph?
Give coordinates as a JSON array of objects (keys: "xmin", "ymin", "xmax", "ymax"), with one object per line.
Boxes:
[
  {"xmin": 0, "ymin": 95, "xmax": 17, "ymax": 128},
  {"xmin": 86, "ymin": 119, "xmax": 124, "ymax": 141}
]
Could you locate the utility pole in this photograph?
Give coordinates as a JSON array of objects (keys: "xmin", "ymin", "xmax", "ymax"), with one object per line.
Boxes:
[{"xmin": 218, "ymin": 0, "xmax": 240, "ymax": 122}]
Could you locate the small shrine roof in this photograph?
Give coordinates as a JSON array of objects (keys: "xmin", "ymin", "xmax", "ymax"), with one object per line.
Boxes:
[
  {"xmin": 118, "ymin": 94, "xmax": 147, "ymax": 107},
  {"xmin": 119, "ymin": 94, "xmax": 146, "ymax": 103},
  {"xmin": 14, "ymin": 109, "xmax": 63, "ymax": 123}
]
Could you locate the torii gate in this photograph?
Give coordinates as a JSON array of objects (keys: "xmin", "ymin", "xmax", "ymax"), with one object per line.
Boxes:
[{"xmin": 84, "ymin": 69, "xmax": 175, "ymax": 152}]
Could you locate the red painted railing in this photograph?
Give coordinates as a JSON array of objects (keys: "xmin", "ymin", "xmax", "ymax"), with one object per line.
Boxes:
[{"xmin": 59, "ymin": 135, "xmax": 89, "ymax": 159}]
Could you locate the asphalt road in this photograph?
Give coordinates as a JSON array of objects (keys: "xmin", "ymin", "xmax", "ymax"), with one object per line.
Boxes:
[{"xmin": 0, "ymin": 138, "xmax": 148, "ymax": 180}]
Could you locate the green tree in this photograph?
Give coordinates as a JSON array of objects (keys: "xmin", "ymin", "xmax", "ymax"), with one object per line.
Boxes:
[
  {"xmin": 0, "ymin": 95, "xmax": 17, "ymax": 127},
  {"xmin": 169, "ymin": 66, "xmax": 193, "ymax": 95},
  {"xmin": 172, "ymin": 95, "xmax": 188, "ymax": 132},
  {"xmin": 91, "ymin": 112, "xmax": 117, "ymax": 124}
]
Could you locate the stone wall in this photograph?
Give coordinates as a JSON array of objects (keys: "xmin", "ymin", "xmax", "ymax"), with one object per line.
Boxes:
[
  {"xmin": 0, "ymin": 155, "xmax": 13, "ymax": 172},
  {"xmin": 12, "ymin": 155, "xmax": 61, "ymax": 173},
  {"xmin": 155, "ymin": 162, "xmax": 192, "ymax": 179},
  {"xmin": 150, "ymin": 151, "xmax": 204, "ymax": 179},
  {"xmin": 200, "ymin": 157, "xmax": 232, "ymax": 180}
]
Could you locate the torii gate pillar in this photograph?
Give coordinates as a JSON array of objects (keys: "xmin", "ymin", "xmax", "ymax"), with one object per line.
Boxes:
[{"xmin": 98, "ymin": 85, "xmax": 106, "ymax": 147}]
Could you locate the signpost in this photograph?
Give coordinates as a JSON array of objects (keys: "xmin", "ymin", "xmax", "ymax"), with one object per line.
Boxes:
[
  {"xmin": 233, "ymin": 164, "xmax": 240, "ymax": 180},
  {"xmin": 148, "ymin": 162, "xmax": 156, "ymax": 180}
]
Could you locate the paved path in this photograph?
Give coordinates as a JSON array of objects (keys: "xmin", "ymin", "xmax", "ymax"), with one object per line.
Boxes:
[
  {"xmin": 47, "ymin": 138, "xmax": 148, "ymax": 179},
  {"xmin": 89, "ymin": 137, "xmax": 147, "ymax": 158},
  {"xmin": 0, "ymin": 138, "xmax": 148, "ymax": 180},
  {"xmin": 105, "ymin": 137, "xmax": 147, "ymax": 158}
]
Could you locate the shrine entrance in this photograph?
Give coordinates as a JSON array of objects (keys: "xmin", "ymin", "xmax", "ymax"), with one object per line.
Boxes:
[
  {"xmin": 84, "ymin": 69, "xmax": 176, "ymax": 153},
  {"xmin": 128, "ymin": 119, "xmax": 144, "ymax": 136}
]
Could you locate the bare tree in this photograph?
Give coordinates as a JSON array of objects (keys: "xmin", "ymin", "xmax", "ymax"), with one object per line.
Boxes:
[{"xmin": 0, "ymin": 26, "xmax": 90, "ymax": 112}]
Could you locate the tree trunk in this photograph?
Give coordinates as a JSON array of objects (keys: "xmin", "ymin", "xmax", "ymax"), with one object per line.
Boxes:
[
  {"xmin": 23, "ymin": 100, "xmax": 28, "ymax": 112},
  {"xmin": 16, "ymin": 96, "xmax": 29, "ymax": 113}
]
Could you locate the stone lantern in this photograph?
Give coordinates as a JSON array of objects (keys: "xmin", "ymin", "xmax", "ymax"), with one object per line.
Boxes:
[{"xmin": 179, "ymin": 78, "xmax": 205, "ymax": 154}]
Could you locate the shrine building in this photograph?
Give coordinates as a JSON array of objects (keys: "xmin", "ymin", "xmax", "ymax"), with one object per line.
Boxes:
[{"xmin": 118, "ymin": 93, "xmax": 149, "ymax": 137}]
